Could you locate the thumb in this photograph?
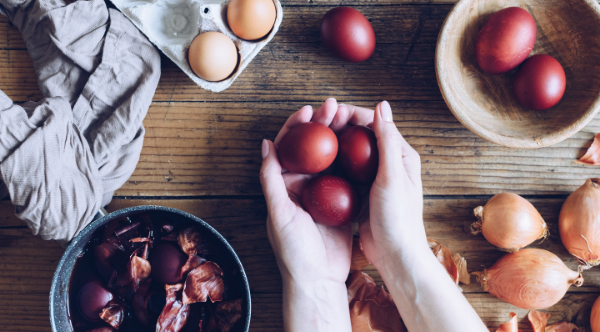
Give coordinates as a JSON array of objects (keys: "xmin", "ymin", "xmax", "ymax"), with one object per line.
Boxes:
[
  {"xmin": 259, "ymin": 139, "xmax": 289, "ymax": 212},
  {"xmin": 373, "ymin": 101, "xmax": 406, "ymax": 182}
]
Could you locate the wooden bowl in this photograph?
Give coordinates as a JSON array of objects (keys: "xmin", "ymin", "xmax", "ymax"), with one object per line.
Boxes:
[{"xmin": 436, "ymin": 0, "xmax": 600, "ymax": 148}]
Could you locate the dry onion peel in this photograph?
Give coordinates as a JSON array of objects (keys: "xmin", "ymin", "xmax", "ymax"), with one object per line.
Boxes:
[
  {"xmin": 472, "ymin": 193, "xmax": 548, "ymax": 252},
  {"xmin": 427, "ymin": 239, "xmax": 470, "ymax": 285},
  {"xmin": 452, "ymin": 253, "xmax": 470, "ymax": 285},
  {"xmin": 497, "ymin": 312, "xmax": 521, "ymax": 332},
  {"xmin": 472, "ymin": 248, "xmax": 583, "ymax": 310},
  {"xmin": 528, "ymin": 310, "xmax": 551, "ymax": 332},
  {"xmin": 352, "ymin": 237, "xmax": 470, "ymax": 286},
  {"xmin": 576, "ymin": 133, "xmax": 600, "ymax": 166},
  {"xmin": 559, "ymin": 178, "xmax": 600, "ymax": 267},
  {"xmin": 545, "ymin": 322, "xmax": 583, "ymax": 332},
  {"xmin": 347, "ymin": 271, "xmax": 407, "ymax": 332},
  {"xmin": 525, "ymin": 310, "xmax": 583, "ymax": 332},
  {"xmin": 428, "ymin": 239, "xmax": 459, "ymax": 285}
]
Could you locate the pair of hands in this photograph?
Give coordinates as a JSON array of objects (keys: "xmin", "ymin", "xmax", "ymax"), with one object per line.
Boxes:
[{"xmin": 259, "ymin": 98, "xmax": 427, "ymax": 291}]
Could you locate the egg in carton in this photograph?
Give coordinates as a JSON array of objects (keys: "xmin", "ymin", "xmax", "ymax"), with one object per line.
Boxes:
[{"xmin": 110, "ymin": 0, "xmax": 283, "ymax": 92}]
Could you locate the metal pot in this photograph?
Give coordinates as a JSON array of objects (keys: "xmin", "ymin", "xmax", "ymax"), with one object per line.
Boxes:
[{"xmin": 49, "ymin": 205, "xmax": 251, "ymax": 331}]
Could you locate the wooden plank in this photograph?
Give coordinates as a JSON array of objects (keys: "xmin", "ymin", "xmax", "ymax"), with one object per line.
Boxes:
[
  {"xmin": 114, "ymin": 101, "xmax": 600, "ymax": 196},
  {"xmin": 0, "ymin": 5, "xmax": 447, "ymax": 47},
  {"xmin": 4, "ymin": 198, "xmax": 600, "ymax": 292},
  {"xmin": 0, "ymin": 5, "xmax": 451, "ymax": 102},
  {"xmin": 0, "ymin": 290, "xmax": 595, "ymax": 332},
  {"xmin": 2, "ymin": 198, "xmax": 600, "ymax": 331},
  {"xmin": 0, "ymin": 43, "xmax": 444, "ymax": 103}
]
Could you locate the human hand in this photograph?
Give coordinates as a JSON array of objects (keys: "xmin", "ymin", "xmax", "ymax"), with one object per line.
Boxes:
[
  {"xmin": 260, "ymin": 98, "xmax": 374, "ymax": 286},
  {"xmin": 352, "ymin": 101, "xmax": 429, "ymax": 270},
  {"xmin": 349, "ymin": 102, "xmax": 488, "ymax": 332},
  {"xmin": 260, "ymin": 98, "xmax": 376, "ymax": 331}
]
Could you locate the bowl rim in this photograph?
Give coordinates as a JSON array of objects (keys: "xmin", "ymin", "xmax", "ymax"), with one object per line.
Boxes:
[
  {"xmin": 49, "ymin": 205, "xmax": 251, "ymax": 332},
  {"xmin": 435, "ymin": 0, "xmax": 600, "ymax": 149}
]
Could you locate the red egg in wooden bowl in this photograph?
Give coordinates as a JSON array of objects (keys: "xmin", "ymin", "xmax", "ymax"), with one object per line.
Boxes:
[{"xmin": 436, "ymin": 0, "xmax": 600, "ymax": 148}]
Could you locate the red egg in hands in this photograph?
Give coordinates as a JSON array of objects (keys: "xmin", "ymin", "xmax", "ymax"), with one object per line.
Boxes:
[
  {"xmin": 149, "ymin": 242, "xmax": 188, "ymax": 285},
  {"xmin": 514, "ymin": 54, "xmax": 566, "ymax": 111},
  {"xmin": 338, "ymin": 126, "xmax": 379, "ymax": 184},
  {"xmin": 278, "ymin": 122, "xmax": 338, "ymax": 174},
  {"xmin": 301, "ymin": 175, "xmax": 360, "ymax": 227},
  {"xmin": 320, "ymin": 7, "xmax": 376, "ymax": 63},
  {"xmin": 476, "ymin": 7, "xmax": 537, "ymax": 74},
  {"xmin": 78, "ymin": 281, "xmax": 114, "ymax": 322}
]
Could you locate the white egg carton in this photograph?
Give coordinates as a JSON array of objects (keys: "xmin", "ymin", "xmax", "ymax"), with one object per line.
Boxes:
[{"xmin": 110, "ymin": 0, "xmax": 283, "ymax": 92}]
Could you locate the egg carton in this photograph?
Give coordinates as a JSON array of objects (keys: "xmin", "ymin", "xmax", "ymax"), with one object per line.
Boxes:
[{"xmin": 110, "ymin": 0, "xmax": 283, "ymax": 92}]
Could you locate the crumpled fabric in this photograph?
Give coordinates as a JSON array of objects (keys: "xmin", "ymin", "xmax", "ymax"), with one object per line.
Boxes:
[{"xmin": 0, "ymin": 0, "xmax": 161, "ymax": 244}]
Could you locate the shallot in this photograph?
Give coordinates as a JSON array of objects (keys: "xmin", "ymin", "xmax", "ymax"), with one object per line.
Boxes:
[
  {"xmin": 472, "ymin": 193, "xmax": 548, "ymax": 252},
  {"xmin": 559, "ymin": 178, "xmax": 600, "ymax": 267},
  {"xmin": 592, "ymin": 295, "xmax": 600, "ymax": 332},
  {"xmin": 473, "ymin": 248, "xmax": 583, "ymax": 309}
]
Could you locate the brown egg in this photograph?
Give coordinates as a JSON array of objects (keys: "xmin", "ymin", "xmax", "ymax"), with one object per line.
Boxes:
[
  {"xmin": 227, "ymin": 0, "xmax": 276, "ymax": 41},
  {"xmin": 188, "ymin": 31, "xmax": 238, "ymax": 82}
]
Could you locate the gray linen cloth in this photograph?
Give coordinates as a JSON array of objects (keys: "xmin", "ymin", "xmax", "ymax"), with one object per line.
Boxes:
[{"xmin": 0, "ymin": 0, "xmax": 161, "ymax": 244}]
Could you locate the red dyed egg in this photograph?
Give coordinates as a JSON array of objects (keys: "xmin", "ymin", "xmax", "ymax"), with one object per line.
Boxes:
[
  {"xmin": 301, "ymin": 175, "xmax": 360, "ymax": 227},
  {"xmin": 149, "ymin": 242, "xmax": 187, "ymax": 285},
  {"xmin": 320, "ymin": 7, "xmax": 376, "ymax": 63},
  {"xmin": 278, "ymin": 122, "xmax": 338, "ymax": 174},
  {"xmin": 338, "ymin": 126, "xmax": 378, "ymax": 184},
  {"xmin": 513, "ymin": 54, "xmax": 566, "ymax": 111},
  {"xmin": 78, "ymin": 281, "xmax": 113, "ymax": 322},
  {"xmin": 476, "ymin": 7, "xmax": 537, "ymax": 74}
]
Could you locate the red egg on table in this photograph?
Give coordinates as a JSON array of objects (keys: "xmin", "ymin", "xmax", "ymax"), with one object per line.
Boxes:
[
  {"xmin": 301, "ymin": 175, "xmax": 360, "ymax": 227},
  {"xmin": 476, "ymin": 7, "xmax": 537, "ymax": 74},
  {"xmin": 338, "ymin": 126, "xmax": 379, "ymax": 184},
  {"xmin": 78, "ymin": 281, "xmax": 114, "ymax": 322},
  {"xmin": 320, "ymin": 6, "xmax": 376, "ymax": 63},
  {"xmin": 149, "ymin": 242, "xmax": 188, "ymax": 285},
  {"xmin": 278, "ymin": 122, "xmax": 338, "ymax": 174},
  {"xmin": 513, "ymin": 54, "xmax": 566, "ymax": 111}
]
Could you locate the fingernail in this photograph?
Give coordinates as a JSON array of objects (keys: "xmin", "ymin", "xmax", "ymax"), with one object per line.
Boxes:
[
  {"xmin": 339, "ymin": 103, "xmax": 346, "ymax": 107},
  {"xmin": 261, "ymin": 139, "xmax": 269, "ymax": 159},
  {"xmin": 381, "ymin": 101, "xmax": 393, "ymax": 122}
]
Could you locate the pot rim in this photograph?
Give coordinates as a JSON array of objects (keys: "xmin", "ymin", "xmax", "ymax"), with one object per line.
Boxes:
[{"xmin": 49, "ymin": 205, "xmax": 251, "ymax": 332}]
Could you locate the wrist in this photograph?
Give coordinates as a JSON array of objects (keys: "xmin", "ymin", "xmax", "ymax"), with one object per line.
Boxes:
[
  {"xmin": 372, "ymin": 239, "xmax": 433, "ymax": 278},
  {"xmin": 282, "ymin": 278, "xmax": 351, "ymax": 332}
]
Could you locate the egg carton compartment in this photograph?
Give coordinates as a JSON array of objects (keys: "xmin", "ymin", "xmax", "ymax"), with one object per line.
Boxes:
[{"xmin": 110, "ymin": 0, "xmax": 283, "ymax": 92}]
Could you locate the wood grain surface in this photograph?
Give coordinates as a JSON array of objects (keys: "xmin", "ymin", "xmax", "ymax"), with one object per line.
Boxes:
[
  {"xmin": 2, "ymin": 198, "xmax": 600, "ymax": 331},
  {"xmin": 2, "ymin": 0, "xmax": 600, "ymax": 331},
  {"xmin": 120, "ymin": 101, "xmax": 600, "ymax": 197},
  {"xmin": 1, "ymin": 6, "xmax": 599, "ymax": 195}
]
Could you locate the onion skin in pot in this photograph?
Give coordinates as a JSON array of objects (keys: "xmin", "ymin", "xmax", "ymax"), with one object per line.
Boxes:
[
  {"xmin": 473, "ymin": 248, "xmax": 583, "ymax": 310},
  {"xmin": 592, "ymin": 295, "xmax": 600, "ymax": 332},
  {"xmin": 559, "ymin": 178, "xmax": 600, "ymax": 267},
  {"xmin": 472, "ymin": 193, "xmax": 548, "ymax": 252}
]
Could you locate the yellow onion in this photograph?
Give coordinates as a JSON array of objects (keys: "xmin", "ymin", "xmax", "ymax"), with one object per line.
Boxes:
[
  {"xmin": 471, "ymin": 193, "xmax": 548, "ymax": 252},
  {"xmin": 559, "ymin": 178, "xmax": 600, "ymax": 267},
  {"xmin": 591, "ymin": 295, "xmax": 600, "ymax": 332},
  {"xmin": 473, "ymin": 248, "xmax": 583, "ymax": 310}
]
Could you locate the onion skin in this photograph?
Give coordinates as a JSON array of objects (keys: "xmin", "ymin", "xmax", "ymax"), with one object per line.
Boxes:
[
  {"xmin": 472, "ymin": 193, "xmax": 548, "ymax": 252},
  {"xmin": 473, "ymin": 248, "xmax": 582, "ymax": 310},
  {"xmin": 559, "ymin": 178, "xmax": 600, "ymax": 266},
  {"xmin": 592, "ymin": 295, "xmax": 600, "ymax": 332}
]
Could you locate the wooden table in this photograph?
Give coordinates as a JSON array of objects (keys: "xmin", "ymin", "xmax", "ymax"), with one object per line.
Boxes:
[{"xmin": 2, "ymin": 1, "xmax": 600, "ymax": 331}]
